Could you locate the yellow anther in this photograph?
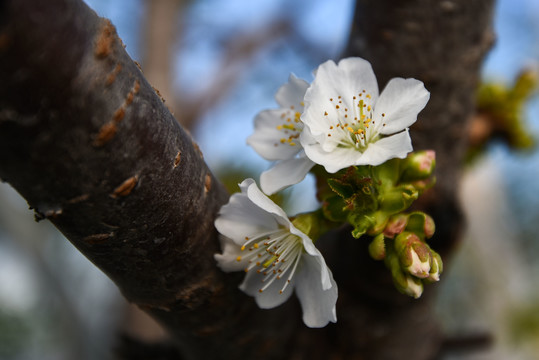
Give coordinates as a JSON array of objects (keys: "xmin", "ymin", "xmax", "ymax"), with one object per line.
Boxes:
[
  {"xmin": 324, "ymin": 111, "xmax": 328, "ymax": 116},
  {"xmin": 241, "ymin": 245, "xmax": 246, "ymax": 251},
  {"xmin": 280, "ymin": 138, "xmax": 286, "ymax": 143},
  {"xmin": 263, "ymin": 256, "xmax": 277, "ymax": 268},
  {"xmin": 276, "ymin": 125, "xmax": 283, "ymax": 130},
  {"xmin": 347, "ymin": 127, "xmax": 354, "ymax": 133},
  {"xmin": 236, "ymin": 256, "xmax": 242, "ymax": 262},
  {"xmin": 253, "ymin": 243, "xmax": 259, "ymax": 249},
  {"xmin": 282, "ymin": 124, "xmax": 296, "ymax": 130},
  {"xmin": 366, "ymin": 94, "xmax": 371, "ymax": 99},
  {"xmin": 367, "ymin": 105, "xmax": 372, "ymax": 111}
]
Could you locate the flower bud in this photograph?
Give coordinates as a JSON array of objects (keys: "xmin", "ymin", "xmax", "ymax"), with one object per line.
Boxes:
[
  {"xmin": 386, "ymin": 251, "xmax": 424, "ymax": 299},
  {"xmin": 402, "ymin": 275, "xmax": 424, "ymax": 299},
  {"xmin": 409, "ymin": 177, "xmax": 436, "ymax": 192},
  {"xmin": 423, "ymin": 214, "xmax": 435, "ymax": 239},
  {"xmin": 426, "ymin": 250, "xmax": 443, "ymax": 282},
  {"xmin": 368, "ymin": 233, "xmax": 386, "ymax": 260},
  {"xmin": 395, "ymin": 232, "xmax": 431, "ymax": 279},
  {"xmin": 383, "ymin": 214, "xmax": 408, "ymax": 239},
  {"xmin": 401, "ymin": 150, "xmax": 436, "ymax": 182},
  {"xmin": 405, "ymin": 212, "xmax": 435, "ymax": 239}
]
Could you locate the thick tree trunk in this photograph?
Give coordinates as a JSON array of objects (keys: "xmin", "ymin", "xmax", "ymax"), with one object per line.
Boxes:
[
  {"xmin": 0, "ymin": 0, "xmax": 494, "ymax": 359},
  {"xmin": 333, "ymin": 0, "xmax": 495, "ymax": 359},
  {"xmin": 0, "ymin": 1, "xmax": 296, "ymax": 359}
]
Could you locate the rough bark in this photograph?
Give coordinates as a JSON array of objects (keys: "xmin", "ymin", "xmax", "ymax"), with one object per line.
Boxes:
[
  {"xmin": 0, "ymin": 1, "xmax": 296, "ymax": 359},
  {"xmin": 0, "ymin": 0, "xmax": 495, "ymax": 359}
]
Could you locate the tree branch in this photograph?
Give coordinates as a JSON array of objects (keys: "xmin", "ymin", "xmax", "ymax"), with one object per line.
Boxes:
[{"xmin": 0, "ymin": 0, "xmax": 296, "ymax": 359}]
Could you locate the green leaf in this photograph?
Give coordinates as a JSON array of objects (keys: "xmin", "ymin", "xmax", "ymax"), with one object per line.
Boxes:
[{"xmin": 327, "ymin": 178, "xmax": 355, "ymax": 198}]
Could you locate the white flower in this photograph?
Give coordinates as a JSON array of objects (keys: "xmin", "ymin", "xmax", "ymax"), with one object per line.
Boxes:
[
  {"xmin": 214, "ymin": 178, "xmax": 337, "ymax": 328},
  {"xmin": 300, "ymin": 57, "xmax": 430, "ymax": 173},
  {"xmin": 247, "ymin": 75, "xmax": 315, "ymax": 194}
]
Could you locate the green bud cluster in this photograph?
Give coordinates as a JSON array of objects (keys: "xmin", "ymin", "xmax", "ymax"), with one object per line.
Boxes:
[
  {"xmin": 314, "ymin": 151, "xmax": 441, "ymax": 298},
  {"xmin": 318, "ymin": 151, "xmax": 436, "ymax": 239},
  {"xmin": 369, "ymin": 213, "xmax": 442, "ymax": 298}
]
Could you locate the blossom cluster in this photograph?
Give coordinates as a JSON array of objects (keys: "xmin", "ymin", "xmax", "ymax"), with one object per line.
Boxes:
[{"xmin": 214, "ymin": 57, "xmax": 439, "ymax": 328}]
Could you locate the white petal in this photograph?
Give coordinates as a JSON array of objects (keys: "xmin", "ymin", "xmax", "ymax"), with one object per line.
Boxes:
[
  {"xmin": 260, "ymin": 155, "xmax": 315, "ymax": 195},
  {"xmin": 302, "ymin": 58, "xmax": 378, "ymax": 138},
  {"xmin": 247, "ymin": 109, "xmax": 302, "ymax": 161},
  {"xmin": 244, "ymin": 180, "xmax": 290, "ymax": 225},
  {"xmin": 302, "ymin": 142, "xmax": 363, "ymax": 173},
  {"xmin": 337, "ymin": 57, "xmax": 379, "ymax": 100},
  {"xmin": 215, "ymin": 180, "xmax": 279, "ymax": 242},
  {"xmin": 374, "ymin": 78, "xmax": 430, "ymax": 135},
  {"xmin": 274, "ymin": 74, "xmax": 309, "ymax": 109},
  {"xmin": 239, "ymin": 269, "xmax": 295, "ymax": 309},
  {"xmin": 360, "ymin": 130, "xmax": 413, "ymax": 165},
  {"xmin": 294, "ymin": 256, "xmax": 338, "ymax": 328},
  {"xmin": 214, "ymin": 236, "xmax": 248, "ymax": 272}
]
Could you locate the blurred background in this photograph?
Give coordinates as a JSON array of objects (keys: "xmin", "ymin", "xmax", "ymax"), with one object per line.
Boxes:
[{"xmin": 1, "ymin": 0, "xmax": 539, "ymax": 359}]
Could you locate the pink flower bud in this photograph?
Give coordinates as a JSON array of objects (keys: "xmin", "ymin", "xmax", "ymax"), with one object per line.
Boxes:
[{"xmin": 383, "ymin": 214, "xmax": 408, "ymax": 239}]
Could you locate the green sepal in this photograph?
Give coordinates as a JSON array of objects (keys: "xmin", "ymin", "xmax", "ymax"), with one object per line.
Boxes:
[
  {"xmin": 349, "ymin": 212, "xmax": 375, "ymax": 238},
  {"xmin": 368, "ymin": 233, "xmax": 386, "ymax": 260},
  {"xmin": 404, "ymin": 212, "xmax": 428, "ymax": 239},
  {"xmin": 322, "ymin": 195, "xmax": 348, "ymax": 222},
  {"xmin": 403, "ymin": 211, "xmax": 436, "ymax": 240},
  {"xmin": 379, "ymin": 186, "xmax": 418, "ymax": 214}
]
